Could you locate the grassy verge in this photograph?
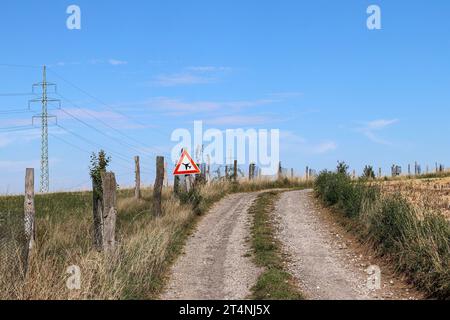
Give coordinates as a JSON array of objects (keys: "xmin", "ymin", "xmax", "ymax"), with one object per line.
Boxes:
[
  {"xmin": 249, "ymin": 191, "xmax": 304, "ymax": 300},
  {"xmin": 315, "ymin": 171, "xmax": 450, "ymax": 299},
  {"xmin": 0, "ymin": 178, "xmax": 311, "ymax": 300}
]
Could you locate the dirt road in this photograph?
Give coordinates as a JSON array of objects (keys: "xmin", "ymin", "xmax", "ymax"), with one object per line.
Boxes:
[
  {"xmin": 161, "ymin": 192, "xmax": 261, "ymax": 300},
  {"xmin": 274, "ymin": 190, "xmax": 421, "ymax": 300},
  {"xmin": 161, "ymin": 189, "xmax": 421, "ymax": 300}
]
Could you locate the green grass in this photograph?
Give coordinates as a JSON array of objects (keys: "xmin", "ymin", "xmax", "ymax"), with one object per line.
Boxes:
[
  {"xmin": 249, "ymin": 191, "xmax": 304, "ymax": 300},
  {"xmin": 314, "ymin": 171, "xmax": 450, "ymax": 299}
]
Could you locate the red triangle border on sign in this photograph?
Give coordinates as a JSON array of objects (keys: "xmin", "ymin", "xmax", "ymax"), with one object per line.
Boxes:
[{"xmin": 173, "ymin": 150, "xmax": 201, "ymax": 175}]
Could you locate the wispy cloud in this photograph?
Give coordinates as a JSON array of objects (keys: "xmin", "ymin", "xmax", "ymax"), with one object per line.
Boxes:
[
  {"xmin": 124, "ymin": 97, "xmax": 276, "ymax": 117},
  {"xmin": 357, "ymin": 119, "xmax": 399, "ymax": 145},
  {"xmin": 310, "ymin": 141, "xmax": 338, "ymax": 154},
  {"xmin": 150, "ymin": 66, "xmax": 231, "ymax": 87},
  {"xmin": 0, "ymin": 158, "xmax": 60, "ymax": 172},
  {"xmin": 281, "ymin": 131, "xmax": 337, "ymax": 155},
  {"xmin": 108, "ymin": 59, "xmax": 128, "ymax": 66},
  {"xmin": 152, "ymin": 73, "xmax": 214, "ymax": 87},
  {"xmin": 205, "ymin": 115, "xmax": 272, "ymax": 126},
  {"xmin": 55, "ymin": 107, "xmax": 148, "ymax": 129}
]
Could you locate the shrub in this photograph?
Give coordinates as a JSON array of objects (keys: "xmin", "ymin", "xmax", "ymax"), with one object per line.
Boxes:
[
  {"xmin": 315, "ymin": 171, "xmax": 350, "ymax": 206},
  {"xmin": 315, "ymin": 171, "xmax": 450, "ymax": 299}
]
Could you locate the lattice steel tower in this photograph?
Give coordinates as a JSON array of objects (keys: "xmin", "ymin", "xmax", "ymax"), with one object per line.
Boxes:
[{"xmin": 29, "ymin": 66, "xmax": 59, "ymax": 193}]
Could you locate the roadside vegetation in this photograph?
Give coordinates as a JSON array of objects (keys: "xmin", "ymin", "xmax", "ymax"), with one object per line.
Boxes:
[
  {"xmin": 314, "ymin": 170, "xmax": 450, "ymax": 299},
  {"xmin": 0, "ymin": 178, "xmax": 310, "ymax": 300},
  {"xmin": 249, "ymin": 191, "xmax": 304, "ymax": 300}
]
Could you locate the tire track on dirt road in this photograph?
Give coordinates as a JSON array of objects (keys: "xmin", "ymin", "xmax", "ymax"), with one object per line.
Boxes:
[
  {"xmin": 161, "ymin": 192, "xmax": 262, "ymax": 300},
  {"xmin": 274, "ymin": 190, "xmax": 422, "ymax": 300}
]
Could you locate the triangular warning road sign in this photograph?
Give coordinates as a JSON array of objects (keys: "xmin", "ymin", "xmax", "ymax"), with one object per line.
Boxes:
[{"xmin": 173, "ymin": 150, "xmax": 201, "ymax": 175}]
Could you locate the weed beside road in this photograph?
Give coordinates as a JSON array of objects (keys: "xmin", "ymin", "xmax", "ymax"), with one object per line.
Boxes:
[{"xmin": 315, "ymin": 171, "xmax": 450, "ymax": 299}]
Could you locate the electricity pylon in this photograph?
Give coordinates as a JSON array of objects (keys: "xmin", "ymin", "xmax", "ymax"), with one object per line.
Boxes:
[{"xmin": 29, "ymin": 66, "xmax": 60, "ymax": 193}]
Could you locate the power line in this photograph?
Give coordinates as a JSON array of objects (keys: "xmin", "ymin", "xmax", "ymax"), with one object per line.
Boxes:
[
  {"xmin": 0, "ymin": 109, "xmax": 32, "ymax": 115},
  {"xmin": 0, "ymin": 63, "xmax": 41, "ymax": 69},
  {"xmin": 0, "ymin": 93, "xmax": 36, "ymax": 97},
  {"xmin": 47, "ymin": 68, "xmax": 172, "ymax": 143},
  {"xmin": 56, "ymin": 124, "xmax": 137, "ymax": 166},
  {"xmin": 56, "ymin": 92, "xmax": 162, "ymax": 156},
  {"xmin": 51, "ymin": 127, "xmax": 154, "ymax": 175},
  {"xmin": 58, "ymin": 103, "xmax": 158, "ymax": 157},
  {"xmin": 0, "ymin": 126, "xmax": 36, "ymax": 133},
  {"xmin": 49, "ymin": 131, "xmax": 92, "ymax": 155}
]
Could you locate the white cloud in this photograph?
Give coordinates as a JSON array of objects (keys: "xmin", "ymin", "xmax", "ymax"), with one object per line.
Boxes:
[
  {"xmin": 310, "ymin": 141, "xmax": 338, "ymax": 154},
  {"xmin": 150, "ymin": 66, "xmax": 231, "ymax": 87},
  {"xmin": 205, "ymin": 115, "xmax": 272, "ymax": 126},
  {"xmin": 129, "ymin": 97, "xmax": 276, "ymax": 116},
  {"xmin": 152, "ymin": 73, "xmax": 214, "ymax": 87},
  {"xmin": 186, "ymin": 66, "xmax": 231, "ymax": 72},
  {"xmin": 0, "ymin": 158, "xmax": 60, "ymax": 172},
  {"xmin": 357, "ymin": 118, "xmax": 398, "ymax": 145},
  {"xmin": 280, "ymin": 131, "xmax": 337, "ymax": 155},
  {"xmin": 366, "ymin": 119, "xmax": 398, "ymax": 130},
  {"xmin": 108, "ymin": 59, "xmax": 128, "ymax": 66}
]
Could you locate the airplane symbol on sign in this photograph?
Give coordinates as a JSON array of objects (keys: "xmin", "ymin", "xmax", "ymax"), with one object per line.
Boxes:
[{"xmin": 182, "ymin": 163, "xmax": 192, "ymax": 170}]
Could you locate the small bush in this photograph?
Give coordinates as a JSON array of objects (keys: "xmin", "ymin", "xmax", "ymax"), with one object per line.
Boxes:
[{"xmin": 315, "ymin": 171, "xmax": 450, "ymax": 299}]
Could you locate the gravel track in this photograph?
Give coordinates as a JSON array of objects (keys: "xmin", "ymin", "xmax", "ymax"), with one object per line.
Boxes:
[
  {"xmin": 274, "ymin": 190, "xmax": 421, "ymax": 300},
  {"xmin": 161, "ymin": 192, "xmax": 261, "ymax": 300}
]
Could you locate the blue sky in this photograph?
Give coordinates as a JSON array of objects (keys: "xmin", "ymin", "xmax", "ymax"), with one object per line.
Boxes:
[{"xmin": 1, "ymin": 0, "xmax": 449, "ymax": 193}]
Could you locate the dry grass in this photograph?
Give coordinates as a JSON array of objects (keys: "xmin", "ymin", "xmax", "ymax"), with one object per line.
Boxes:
[
  {"xmin": 0, "ymin": 178, "xmax": 309, "ymax": 300},
  {"xmin": 0, "ymin": 188, "xmax": 193, "ymax": 300},
  {"xmin": 315, "ymin": 172, "xmax": 450, "ymax": 299},
  {"xmin": 377, "ymin": 177, "xmax": 450, "ymax": 219}
]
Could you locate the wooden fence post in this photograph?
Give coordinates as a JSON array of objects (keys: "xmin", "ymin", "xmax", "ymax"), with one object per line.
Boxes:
[
  {"xmin": 92, "ymin": 178, "xmax": 103, "ymax": 251},
  {"xmin": 249, "ymin": 163, "xmax": 255, "ymax": 181},
  {"xmin": 306, "ymin": 166, "xmax": 309, "ymax": 181},
  {"xmin": 24, "ymin": 168, "xmax": 35, "ymax": 273},
  {"xmin": 154, "ymin": 156, "xmax": 164, "ymax": 217},
  {"xmin": 291, "ymin": 168, "xmax": 294, "ymax": 179},
  {"xmin": 101, "ymin": 172, "xmax": 117, "ymax": 254},
  {"xmin": 134, "ymin": 156, "xmax": 141, "ymax": 200},
  {"xmin": 174, "ymin": 175, "xmax": 180, "ymax": 196},
  {"xmin": 233, "ymin": 160, "xmax": 238, "ymax": 182}
]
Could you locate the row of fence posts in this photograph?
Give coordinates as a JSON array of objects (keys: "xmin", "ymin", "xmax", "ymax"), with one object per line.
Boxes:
[
  {"xmin": 19, "ymin": 157, "xmax": 313, "ymax": 274},
  {"xmin": 20, "ymin": 154, "xmax": 168, "ymax": 273}
]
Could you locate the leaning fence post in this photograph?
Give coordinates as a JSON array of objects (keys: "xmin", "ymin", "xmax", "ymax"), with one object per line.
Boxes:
[
  {"xmin": 101, "ymin": 172, "xmax": 117, "ymax": 254},
  {"xmin": 24, "ymin": 168, "xmax": 35, "ymax": 273},
  {"xmin": 135, "ymin": 156, "xmax": 141, "ymax": 200},
  {"xmin": 154, "ymin": 156, "xmax": 164, "ymax": 217}
]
